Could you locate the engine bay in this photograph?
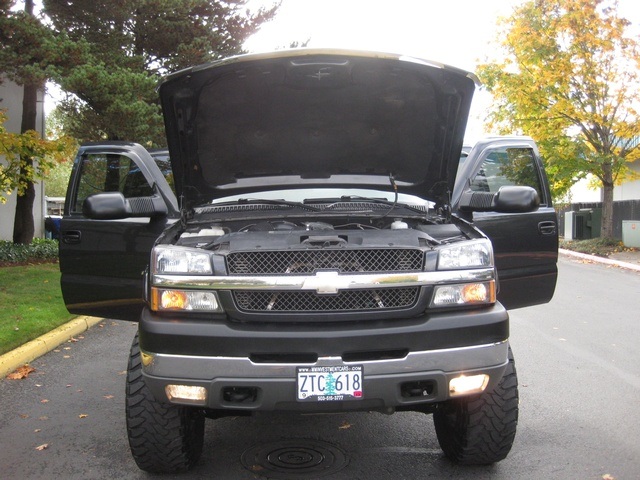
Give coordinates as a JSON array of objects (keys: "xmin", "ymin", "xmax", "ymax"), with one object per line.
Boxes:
[{"xmin": 174, "ymin": 213, "xmax": 476, "ymax": 251}]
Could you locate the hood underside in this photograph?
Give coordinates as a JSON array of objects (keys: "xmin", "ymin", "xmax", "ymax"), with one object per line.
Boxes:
[{"xmin": 159, "ymin": 49, "xmax": 477, "ymax": 206}]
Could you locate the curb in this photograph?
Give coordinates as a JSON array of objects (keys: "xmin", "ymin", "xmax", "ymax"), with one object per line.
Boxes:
[
  {"xmin": 0, "ymin": 316, "xmax": 104, "ymax": 378},
  {"xmin": 559, "ymin": 248, "xmax": 640, "ymax": 272}
]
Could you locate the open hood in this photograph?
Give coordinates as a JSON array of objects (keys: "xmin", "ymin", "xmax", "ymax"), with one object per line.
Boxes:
[{"xmin": 159, "ymin": 49, "xmax": 478, "ymax": 207}]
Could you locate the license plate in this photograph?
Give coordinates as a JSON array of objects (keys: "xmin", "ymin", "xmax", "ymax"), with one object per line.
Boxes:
[{"xmin": 296, "ymin": 365, "xmax": 363, "ymax": 401}]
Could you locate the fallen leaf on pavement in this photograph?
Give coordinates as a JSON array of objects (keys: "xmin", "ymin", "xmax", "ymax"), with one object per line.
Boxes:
[
  {"xmin": 78, "ymin": 414, "xmax": 88, "ymax": 419},
  {"xmin": 104, "ymin": 394, "xmax": 114, "ymax": 399},
  {"xmin": 339, "ymin": 421, "xmax": 352, "ymax": 430},
  {"xmin": 602, "ymin": 475, "xmax": 616, "ymax": 480},
  {"xmin": 35, "ymin": 444, "xmax": 49, "ymax": 451},
  {"xmin": 40, "ymin": 399, "xmax": 49, "ymax": 404},
  {"xmin": 6, "ymin": 365, "xmax": 35, "ymax": 380}
]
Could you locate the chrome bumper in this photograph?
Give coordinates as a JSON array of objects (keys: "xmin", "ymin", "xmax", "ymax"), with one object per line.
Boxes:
[{"xmin": 141, "ymin": 340, "xmax": 509, "ymax": 411}]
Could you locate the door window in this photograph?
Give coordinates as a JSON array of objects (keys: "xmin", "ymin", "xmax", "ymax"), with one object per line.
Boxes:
[
  {"xmin": 72, "ymin": 153, "xmax": 153, "ymax": 213},
  {"xmin": 469, "ymin": 147, "xmax": 543, "ymax": 201},
  {"xmin": 149, "ymin": 150, "xmax": 175, "ymax": 194}
]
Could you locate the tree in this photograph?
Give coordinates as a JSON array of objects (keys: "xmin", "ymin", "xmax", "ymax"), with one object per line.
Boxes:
[
  {"xmin": 1, "ymin": 0, "xmax": 276, "ymax": 243},
  {"xmin": 0, "ymin": 0, "xmax": 80, "ymax": 243},
  {"xmin": 477, "ymin": 0, "xmax": 640, "ymax": 238},
  {"xmin": 0, "ymin": 110, "xmax": 75, "ymax": 202},
  {"xmin": 43, "ymin": 0, "xmax": 279, "ymax": 144},
  {"xmin": 41, "ymin": 109, "xmax": 75, "ymax": 198}
]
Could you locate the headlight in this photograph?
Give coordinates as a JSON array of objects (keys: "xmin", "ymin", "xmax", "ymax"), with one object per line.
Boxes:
[
  {"xmin": 150, "ymin": 247, "xmax": 221, "ymax": 313},
  {"xmin": 153, "ymin": 246, "xmax": 212, "ymax": 275},
  {"xmin": 437, "ymin": 239, "xmax": 493, "ymax": 270},
  {"xmin": 431, "ymin": 281, "xmax": 496, "ymax": 307},
  {"xmin": 151, "ymin": 288, "xmax": 223, "ymax": 312}
]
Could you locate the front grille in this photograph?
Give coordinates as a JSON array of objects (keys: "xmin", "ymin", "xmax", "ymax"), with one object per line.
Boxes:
[
  {"xmin": 227, "ymin": 249, "xmax": 424, "ymax": 274},
  {"xmin": 233, "ymin": 287, "xmax": 419, "ymax": 313}
]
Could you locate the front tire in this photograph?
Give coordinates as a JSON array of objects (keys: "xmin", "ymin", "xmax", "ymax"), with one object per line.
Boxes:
[
  {"xmin": 126, "ymin": 332, "xmax": 205, "ymax": 473},
  {"xmin": 433, "ymin": 347, "xmax": 519, "ymax": 465}
]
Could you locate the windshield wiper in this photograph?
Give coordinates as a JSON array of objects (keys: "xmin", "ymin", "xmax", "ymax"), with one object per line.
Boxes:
[
  {"xmin": 206, "ymin": 198, "xmax": 322, "ymax": 212},
  {"xmin": 330, "ymin": 195, "xmax": 429, "ymax": 216},
  {"xmin": 323, "ymin": 174, "xmax": 428, "ymax": 217}
]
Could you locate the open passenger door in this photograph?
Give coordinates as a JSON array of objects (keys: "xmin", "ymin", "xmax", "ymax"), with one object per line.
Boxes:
[{"xmin": 453, "ymin": 137, "xmax": 558, "ymax": 309}]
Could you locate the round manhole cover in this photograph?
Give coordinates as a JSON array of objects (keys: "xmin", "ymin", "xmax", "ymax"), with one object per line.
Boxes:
[{"xmin": 241, "ymin": 439, "xmax": 348, "ymax": 478}]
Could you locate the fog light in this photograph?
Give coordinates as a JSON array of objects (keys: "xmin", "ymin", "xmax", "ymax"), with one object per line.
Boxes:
[
  {"xmin": 165, "ymin": 385, "xmax": 207, "ymax": 403},
  {"xmin": 449, "ymin": 374, "xmax": 490, "ymax": 397}
]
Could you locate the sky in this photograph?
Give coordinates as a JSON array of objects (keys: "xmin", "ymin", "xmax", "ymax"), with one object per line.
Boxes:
[
  {"xmin": 41, "ymin": 0, "xmax": 640, "ymax": 143},
  {"xmin": 244, "ymin": 0, "xmax": 521, "ymax": 72},
  {"xmin": 243, "ymin": 0, "xmax": 640, "ymax": 143}
]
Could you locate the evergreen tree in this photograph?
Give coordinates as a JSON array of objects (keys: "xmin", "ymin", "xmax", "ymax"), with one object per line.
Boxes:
[{"xmin": 44, "ymin": 0, "xmax": 279, "ymax": 144}]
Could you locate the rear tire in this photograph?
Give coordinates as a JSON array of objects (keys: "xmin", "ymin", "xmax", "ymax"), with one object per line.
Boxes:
[
  {"xmin": 126, "ymin": 332, "xmax": 205, "ymax": 473},
  {"xmin": 433, "ymin": 347, "xmax": 519, "ymax": 465}
]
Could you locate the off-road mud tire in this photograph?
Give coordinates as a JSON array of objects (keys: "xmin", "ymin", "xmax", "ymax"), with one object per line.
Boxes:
[
  {"xmin": 125, "ymin": 333, "xmax": 205, "ymax": 473},
  {"xmin": 433, "ymin": 347, "xmax": 519, "ymax": 465}
]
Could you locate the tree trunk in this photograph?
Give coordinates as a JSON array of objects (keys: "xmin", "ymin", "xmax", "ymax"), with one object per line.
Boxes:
[
  {"xmin": 600, "ymin": 162, "xmax": 615, "ymax": 239},
  {"xmin": 12, "ymin": 0, "xmax": 38, "ymax": 245},
  {"xmin": 12, "ymin": 82, "xmax": 39, "ymax": 244}
]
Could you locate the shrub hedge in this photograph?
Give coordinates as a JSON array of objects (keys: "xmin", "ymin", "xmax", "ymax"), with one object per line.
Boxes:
[{"xmin": 0, "ymin": 239, "xmax": 59, "ymax": 265}]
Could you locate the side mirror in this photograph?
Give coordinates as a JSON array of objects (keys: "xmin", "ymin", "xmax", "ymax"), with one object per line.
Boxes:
[
  {"xmin": 458, "ymin": 186, "xmax": 540, "ymax": 214},
  {"xmin": 83, "ymin": 192, "xmax": 168, "ymax": 220}
]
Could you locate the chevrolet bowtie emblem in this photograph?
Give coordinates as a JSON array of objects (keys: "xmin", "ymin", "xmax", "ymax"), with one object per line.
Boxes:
[
  {"xmin": 302, "ymin": 271, "xmax": 348, "ymax": 294},
  {"xmin": 308, "ymin": 68, "xmax": 331, "ymax": 81}
]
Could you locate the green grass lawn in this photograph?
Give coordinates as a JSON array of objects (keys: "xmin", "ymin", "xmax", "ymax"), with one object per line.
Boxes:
[{"xmin": 0, "ymin": 262, "xmax": 75, "ymax": 356}]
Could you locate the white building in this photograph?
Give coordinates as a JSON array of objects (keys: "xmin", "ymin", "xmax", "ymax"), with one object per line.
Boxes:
[
  {"xmin": 613, "ymin": 159, "xmax": 640, "ymax": 201},
  {"xmin": 0, "ymin": 77, "xmax": 46, "ymax": 241},
  {"xmin": 569, "ymin": 156, "xmax": 640, "ymax": 203}
]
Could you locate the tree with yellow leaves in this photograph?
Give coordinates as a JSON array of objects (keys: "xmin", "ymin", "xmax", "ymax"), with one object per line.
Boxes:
[
  {"xmin": 0, "ymin": 110, "xmax": 75, "ymax": 231},
  {"xmin": 477, "ymin": 0, "xmax": 640, "ymax": 238}
]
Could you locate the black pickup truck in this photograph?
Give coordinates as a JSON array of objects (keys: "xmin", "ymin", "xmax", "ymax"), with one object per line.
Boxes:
[{"xmin": 59, "ymin": 50, "xmax": 558, "ymax": 473}]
